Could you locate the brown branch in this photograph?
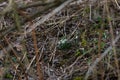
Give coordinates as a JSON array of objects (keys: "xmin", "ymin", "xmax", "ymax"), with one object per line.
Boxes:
[{"xmin": 31, "ymin": 26, "xmax": 43, "ymax": 80}]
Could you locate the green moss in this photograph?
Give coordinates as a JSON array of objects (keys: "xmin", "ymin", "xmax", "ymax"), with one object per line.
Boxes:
[
  {"xmin": 4, "ymin": 73, "xmax": 13, "ymax": 79},
  {"xmin": 73, "ymin": 76, "xmax": 84, "ymax": 80}
]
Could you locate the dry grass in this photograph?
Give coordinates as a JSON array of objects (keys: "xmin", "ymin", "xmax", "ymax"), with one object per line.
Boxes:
[{"xmin": 0, "ymin": 0, "xmax": 120, "ymax": 80}]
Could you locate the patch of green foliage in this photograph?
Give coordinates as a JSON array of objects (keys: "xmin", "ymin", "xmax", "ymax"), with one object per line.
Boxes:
[
  {"xmin": 73, "ymin": 76, "xmax": 84, "ymax": 80},
  {"xmin": 58, "ymin": 38, "xmax": 71, "ymax": 50},
  {"xmin": 75, "ymin": 49, "xmax": 81, "ymax": 56},
  {"xmin": 4, "ymin": 73, "xmax": 13, "ymax": 79},
  {"xmin": 75, "ymin": 49, "xmax": 85, "ymax": 56},
  {"xmin": 81, "ymin": 30, "xmax": 87, "ymax": 47}
]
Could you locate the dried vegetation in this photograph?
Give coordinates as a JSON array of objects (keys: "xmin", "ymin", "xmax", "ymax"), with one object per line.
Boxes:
[{"xmin": 0, "ymin": 0, "xmax": 120, "ymax": 80}]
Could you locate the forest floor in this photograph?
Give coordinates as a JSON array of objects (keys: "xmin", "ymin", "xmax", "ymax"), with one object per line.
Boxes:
[{"xmin": 0, "ymin": 0, "xmax": 120, "ymax": 80}]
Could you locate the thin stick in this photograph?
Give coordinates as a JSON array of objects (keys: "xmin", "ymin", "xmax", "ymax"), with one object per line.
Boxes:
[
  {"xmin": 114, "ymin": 0, "xmax": 120, "ymax": 9},
  {"xmin": 31, "ymin": 23, "xmax": 43, "ymax": 80}
]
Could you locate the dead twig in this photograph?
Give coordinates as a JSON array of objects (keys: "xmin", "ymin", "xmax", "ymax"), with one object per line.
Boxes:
[{"xmin": 31, "ymin": 21, "xmax": 43, "ymax": 80}]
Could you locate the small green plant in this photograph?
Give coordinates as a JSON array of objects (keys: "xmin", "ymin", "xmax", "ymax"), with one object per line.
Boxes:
[
  {"xmin": 12, "ymin": 57, "xmax": 17, "ymax": 63},
  {"xmin": 75, "ymin": 48, "xmax": 85, "ymax": 56},
  {"xmin": 75, "ymin": 49, "xmax": 81, "ymax": 56},
  {"xmin": 57, "ymin": 38, "xmax": 71, "ymax": 50}
]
